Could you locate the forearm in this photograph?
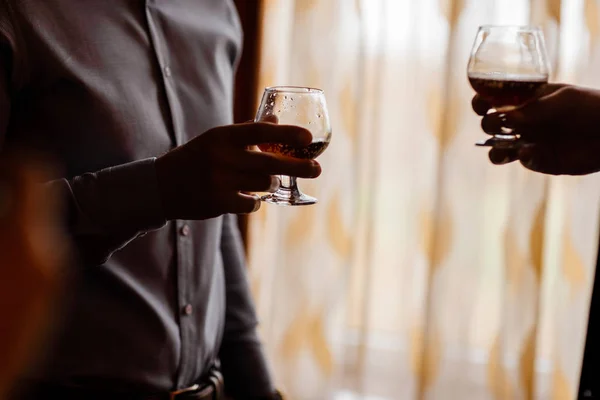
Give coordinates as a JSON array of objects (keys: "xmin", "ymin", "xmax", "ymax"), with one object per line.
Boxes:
[{"xmin": 53, "ymin": 158, "xmax": 167, "ymax": 265}]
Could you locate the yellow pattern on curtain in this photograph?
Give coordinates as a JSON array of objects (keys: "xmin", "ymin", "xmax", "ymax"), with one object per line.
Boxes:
[{"xmin": 248, "ymin": 0, "xmax": 600, "ymax": 398}]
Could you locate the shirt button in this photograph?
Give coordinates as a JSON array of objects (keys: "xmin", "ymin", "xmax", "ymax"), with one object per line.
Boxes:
[
  {"xmin": 180, "ymin": 224, "xmax": 190, "ymax": 236},
  {"xmin": 183, "ymin": 304, "xmax": 193, "ymax": 316},
  {"xmin": 164, "ymin": 66, "xmax": 172, "ymax": 77}
]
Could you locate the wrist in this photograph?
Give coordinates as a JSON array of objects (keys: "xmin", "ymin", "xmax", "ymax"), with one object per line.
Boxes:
[{"xmin": 154, "ymin": 153, "xmax": 177, "ymax": 221}]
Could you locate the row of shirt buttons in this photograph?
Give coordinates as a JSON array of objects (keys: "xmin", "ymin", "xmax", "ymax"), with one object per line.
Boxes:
[{"xmin": 180, "ymin": 223, "xmax": 192, "ymax": 316}]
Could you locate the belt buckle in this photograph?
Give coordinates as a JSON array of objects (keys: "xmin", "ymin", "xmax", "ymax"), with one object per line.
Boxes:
[{"xmin": 169, "ymin": 384, "xmax": 200, "ymax": 400}]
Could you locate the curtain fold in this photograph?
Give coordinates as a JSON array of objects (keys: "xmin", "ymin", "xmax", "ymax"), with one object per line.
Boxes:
[{"xmin": 248, "ymin": 0, "xmax": 600, "ymax": 398}]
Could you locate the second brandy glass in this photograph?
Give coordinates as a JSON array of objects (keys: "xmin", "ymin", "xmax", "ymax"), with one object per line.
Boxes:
[
  {"xmin": 255, "ymin": 86, "xmax": 331, "ymax": 206},
  {"xmin": 467, "ymin": 25, "xmax": 551, "ymax": 146}
]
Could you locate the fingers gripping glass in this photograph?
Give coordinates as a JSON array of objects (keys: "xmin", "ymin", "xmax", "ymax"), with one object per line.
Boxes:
[
  {"xmin": 255, "ymin": 86, "xmax": 332, "ymax": 206},
  {"xmin": 467, "ymin": 25, "xmax": 551, "ymax": 146}
]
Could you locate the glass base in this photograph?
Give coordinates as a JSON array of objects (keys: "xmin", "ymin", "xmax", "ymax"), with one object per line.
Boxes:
[
  {"xmin": 475, "ymin": 134, "xmax": 519, "ymax": 148},
  {"xmin": 261, "ymin": 188, "xmax": 317, "ymax": 206}
]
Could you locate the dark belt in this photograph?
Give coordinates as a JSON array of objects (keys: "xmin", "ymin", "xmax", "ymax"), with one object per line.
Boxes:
[{"xmin": 12, "ymin": 369, "xmax": 224, "ymax": 400}]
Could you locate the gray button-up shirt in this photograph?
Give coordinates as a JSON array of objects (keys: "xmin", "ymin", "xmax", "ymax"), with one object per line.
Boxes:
[{"xmin": 0, "ymin": 0, "xmax": 272, "ymax": 396}]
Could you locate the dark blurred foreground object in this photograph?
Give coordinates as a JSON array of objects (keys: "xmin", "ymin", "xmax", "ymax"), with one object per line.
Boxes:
[
  {"xmin": 0, "ymin": 153, "xmax": 69, "ymax": 398},
  {"xmin": 578, "ymin": 233, "xmax": 600, "ymax": 399}
]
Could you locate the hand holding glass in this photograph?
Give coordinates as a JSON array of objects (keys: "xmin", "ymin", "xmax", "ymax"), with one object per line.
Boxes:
[{"xmin": 255, "ymin": 87, "xmax": 331, "ymax": 206}]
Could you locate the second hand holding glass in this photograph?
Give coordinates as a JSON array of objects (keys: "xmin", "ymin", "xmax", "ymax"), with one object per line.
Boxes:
[{"xmin": 254, "ymin": 86, "xmax": 332, "ymax": 206}]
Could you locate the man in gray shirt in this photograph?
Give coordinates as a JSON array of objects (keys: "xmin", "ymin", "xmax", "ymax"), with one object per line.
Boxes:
[{"xmin": 2, "ymin": 1, "xmax": 320, "ymax": 399}]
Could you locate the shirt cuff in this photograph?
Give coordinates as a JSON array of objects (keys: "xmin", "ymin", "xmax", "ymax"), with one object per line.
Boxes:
[{"xmin": 68, "ymin": 158, "xmax": 167, "ymax": 235}]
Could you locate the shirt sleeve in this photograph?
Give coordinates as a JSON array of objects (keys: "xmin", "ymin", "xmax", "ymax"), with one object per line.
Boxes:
[
  {"xmin": 218, "ymin": 213, "xmax": 276, "ymax": 398},
  {"xmin": 51, "ymin": 159, "xmax": 167, "ymax": 265}
]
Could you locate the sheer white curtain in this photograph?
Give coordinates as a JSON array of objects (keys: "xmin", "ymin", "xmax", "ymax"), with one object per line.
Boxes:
[{"xmin": 248, "ymin": 0, "xmax": 600, "ymax": 398}]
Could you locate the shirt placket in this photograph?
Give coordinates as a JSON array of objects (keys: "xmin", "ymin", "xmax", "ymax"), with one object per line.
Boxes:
[{"xmin": 144, "ymin": 0, "xmax": 195, "ymax": 389}]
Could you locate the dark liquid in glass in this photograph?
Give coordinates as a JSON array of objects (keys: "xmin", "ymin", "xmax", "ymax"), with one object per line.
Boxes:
[
  {"xmin": 258, "ymin": 140, "xmax": 329, "ymax": 159},
  {"xmin": 468, "ymin": 73, "xmax": 547, "ymax": 109}
]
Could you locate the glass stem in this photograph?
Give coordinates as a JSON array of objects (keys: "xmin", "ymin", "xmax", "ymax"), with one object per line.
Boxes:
[{"xmin": 279, "ymin": 175, "xmax": 300, "ymax": 194}]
